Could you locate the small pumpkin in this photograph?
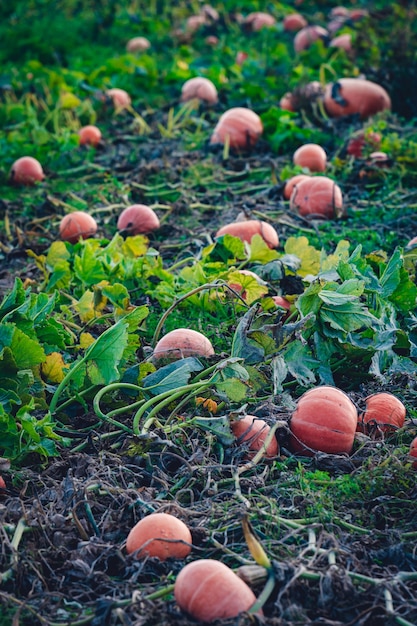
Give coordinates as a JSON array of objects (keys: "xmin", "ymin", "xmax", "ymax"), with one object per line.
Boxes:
[
  {"xmin": 175, "ymin": 559, "xmax": 259, "ymax": 622},
  {"xmin": 126, "ymin": 512, "xmax": 192, "ymax": 560},
  {"xmin": 283, "ymin": 13, "xmax": 307, "ymax": 32},
  {"xmin": 231, "ymin": 414, "xmax": 279, "ymax": 459},
  {"xmin": 210, "ymin": 107, "xmax": 263, "ymax": 150},
  {"xmin": 153, "ymin": 328, "xmax": 215, "ymax": 362},
  {"xmin": 126, "ymin": 37, "xmax": 151, "ymax": 52},
  {"xmin": 59, "ymin": 211, "xmax": 98, "ymax": 243},
  {"xmin": 181, "ymin": 77, "xmax": 218, "ymax": 105},
  {"xmin": 215, "ymin": 220, "xmax": 279, "ymax": 248},
  {"xmin": 323, "ymin": 78, "xmax": 391, "ymax": 120},
  {"xmin": 294, "ymin": 25, "xmax": 328, "ymax": 52},
  {"xmin": 358, "ymin": 393, "xmax": 406, "ymax": 434},
  {"xmin": 290, "ymin": 176, "xmax": 344, "ymax": 219},
  {"xmin": 244, "ymin": 12, "xmax": 276, "ymax": 31},
  {"xmin": 293, "ymin": 143, "xmax": 327, "ymax": 172},
  {"xmin": 283, "ymin": 174, "xmax": 311, "ymax": 200},
  {"xmin": 117, "ymin": 204, "xmax": 160, "ymax": 235}
]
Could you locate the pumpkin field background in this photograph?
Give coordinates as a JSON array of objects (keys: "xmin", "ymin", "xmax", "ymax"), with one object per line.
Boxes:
[{"xmin": 0, "ymin": 0, "xmax": 417, "ymax": 624}]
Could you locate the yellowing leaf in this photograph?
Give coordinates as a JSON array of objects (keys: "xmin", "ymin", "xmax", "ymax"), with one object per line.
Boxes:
[
  {"xmin": 41, "ymin": 352, "xmax": 67, "ymax": 383},
  {"xmin": 249, "ymin": 235, "xmax": 280, "ymax": 264},
  {"xmin": 321, "ymin": 240, "xmax": 350, "ymax": 272},
  {"xmin": 79, "ymin": 332, "xmax": 95, "ymax": 349},
  {"xmin": 61, "ymin": 92, "xmax": 81, "ymax": 109},
  {"xmin": 46, "ymin": 241, "xmax": 71, "ymax": 269},
  {"xmin": 177, "ymin": 60, "xmax": 189, "ymax": 70},
  {"xmin": 75, "ymin": 291, "xmax": 95, "ymax": 322},
  {"xmin": 284, "ymin": 236, "xmax": 320, "ymax": 277},
  {"xmin": 227, "ymin": 270, "xmax": 269, "ymax": 305},
  {"xmin": 122, "ymin": 235, "xmax": 149, "ymax": 257}
]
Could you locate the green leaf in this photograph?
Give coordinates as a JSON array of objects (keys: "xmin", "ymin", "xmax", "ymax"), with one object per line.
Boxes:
[
  {"xmin": 284, "ymin": 236, "xmax": 320, "ymax": 278},
  {"xmin": 142, "ymin": 357, "xmax": 204, "ymax": 395},
  {"xmin": 84, "ymin": 320, "xmax": 129, "ymax": 385},
  {"xmin": 0, "ymin": 278, "xmax": 26, "ymax": 319},
  {"xmin": 193, "ymin": 415, "xmax": 234, "ymax": 445},
  {"xmin": 249, "ymin": 235, "xmax": 280, "ymax": 263},
  {"xmin": 10, "ymin": 327, "xmax": 46, "ymax": 369},
  {"xmin": 74, "ymin": 244, "xmax": 107, "ymax": 286},
  {"xmin": 283, "ymin": 341, "xmax": 318, "ymax": 387},
  {"xmin": 271, "ymin": 355, "xmax": 288, "ymax": 394},
  {"xmin": 379, "ymin": 248, "xmax": 402, "ymax": 297},
  {"xmin": 0, "ymin": 387, "xmax": 21, "ymax": 412},
  {"xmin": 318, "ymin": 290, "xmax": 358, "ymax": 306},
  {"xmin": 215, "ymin": 378, "xmax": 248, "ymax": 402},
  {"xmin": 231, "ymin": 305, "xmax": 266, "ymax": 364},
  {"xmin": 208, "ymin": 234, "xmax": 247, "ymax": 263},
  {"xmin": 320, "ymin": 302, "xmax": 378, "ymax": 333}
]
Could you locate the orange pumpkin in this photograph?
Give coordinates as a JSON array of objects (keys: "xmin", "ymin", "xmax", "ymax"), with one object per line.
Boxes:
[
  {"xmin": 323, "ymin": 78, "xmax": 391, "ymax": 120},
  {"xmin": 290, "ymin": 386, "xmax": 358, "ymax": 455}
]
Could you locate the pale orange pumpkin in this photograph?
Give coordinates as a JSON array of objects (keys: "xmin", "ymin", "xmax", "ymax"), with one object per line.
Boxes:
[
  {"xmin": 323, "ymin": 78, "xmax": 391, "ymax": 120},
  {"xmin": 293, "ymin": 143, "xmax": 327, "ymax": 172},
  {"xmin": 358, "ymin": 393, "xmax": 406, "ymax": 434},
  {"xmin": 283, "ymin": 13, "xmax": 308, "ymax": 32},
  {"xmin": 290, "ymin": 176, "xmax": 344, "ymax": 219},
  {"xmin": 181, "ymin": 77, "xmax": 218, "ymax": 105},
  {"xmin": 126, "ymin": 37, "xmax": 151, "ymax": 52},
  {"xmin": 215, "ymin": 220, "xmax": 279, "ymax": 248},
  {"xmin": 10, "ymin": 156, "xmax": 45, "ymax": 185},
  {"xmin": 231, "ymin": 415, "xmax": 279, "ymax": 459},
  {"xmin": 210, "ymin": 107, "xmax": 263, "ymax": 150},
  {"xmin": 117, "ymin": 204, "xmax": 160, "ymax": 235},
  {"xmin": 294, "ymin": 25, "xmax": 328, "ymax": 52},
  {"xmin": 59, "ymin": 211, "xmax": 98, "ymax": 243},
  {"xmin": 153, "ymin": 328, "xmax": 215, "ymax": 362},
  {"xmin": 290, "ymin": 386, "xmax": 358, "ymax": 455},
  {"xmin": 175, "ymin": 559, "xmax": 259, "ymax": 622},
  {"xmin": 126, "ymin": 513, "xmax": 192, "ymax": 560}
]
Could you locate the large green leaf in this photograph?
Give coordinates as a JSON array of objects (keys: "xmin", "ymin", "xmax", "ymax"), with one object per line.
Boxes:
[
  {"xmin": 142, "ymin": 357, "xmax": 204, "ymax": 395},
  {"xmin": 74, "ymin": 243, "xmax": 108, "ymax": 286},
  {"xmin": 10, "ymin": 327, "xmax": 46, "ymax": 369},
  {"xmin": 84, "ymin": 319, "xmax": 129, "ymax": 385}
]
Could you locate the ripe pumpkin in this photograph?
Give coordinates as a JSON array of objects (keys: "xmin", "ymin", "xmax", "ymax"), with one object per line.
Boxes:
[
  {"xmin": 358, "ymin": 393, "xmax": 406, "ymax": 434},
  {"xmin": 126, "ymin": 512, "xmax": 192, "ymax": 560},
  {"xmin": 181, "ymin": 77, "xmax": 218, "ymax": 105},
  {"xmin": 294, "ymin": 25, "xmax": 328, "ymax": 52},
  {"xmin": 329, "ymin": 33, "xmax": 352, "ymax": 53},
  {"xmin": 153, "ymin": 328, "xmax": 215, "ymax": 362},
  {"xmin": 10, "ymin": 156, "xmax": 45, "ymax": 186},
  {"xmin": 293, "ymin": 143, "xmax": 327, "ymax": 172},
  {"xmin": 215, "ymin": 220, "xmax": 279, "ymax": 248},
  {"xmin": 59, "ymin": 211, "xmax": 98, "ymax": 243},
  {"xmin": 210, "ymin": 107, "xmax": 263, "ymax": 150},
  {"xmin": 244, "ymin": 12, "xmax": 276, "ymax": 31},
  {"xmin": 323, "ymin": 78, "xmax": 391, "ymax": 120},
  {"xmin": 290, "ymin": 176, "xmax": 344, "ymax": 219},
  {"xmin": 231, "ymin": 415, "xmax": 279, "ymax": 459},
  {"xmin": 175, "ymin": 559, "xmax": 258, "ymax": 622},
  {"xmin": 283, "ymin": 13, "xmax": 307, "ymax": 32},
  {"xmin": 283, "ymin": 174, "xmax": 311, "ymax": 200},
  {"xmin": 290, "ymin": 386, "xmax": 358, "ymax": 456},
  {"xmin": 126, "ymin": 37, "xmax": 151, "ymax": 53},
  {"xmin": 106, "ymin": 88, "xmax": 131, "ymax": 110},
  {"xmin": 79, "ymin": 125, "xmax": 102, "ymax": 147},
  {"xmin": 117, "ymin": 204, "xmax": 160, "ymax": 235}
]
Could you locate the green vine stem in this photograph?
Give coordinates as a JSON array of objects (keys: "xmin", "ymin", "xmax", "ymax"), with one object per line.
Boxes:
[{"xmin": 133, "ymin": 378, "xmax": 215, "ymax": 435}]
